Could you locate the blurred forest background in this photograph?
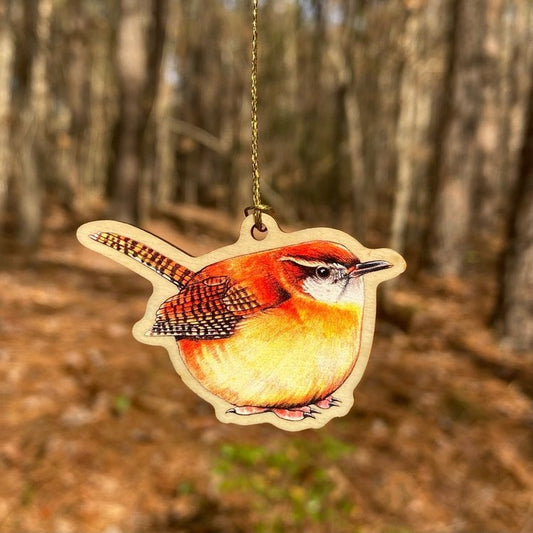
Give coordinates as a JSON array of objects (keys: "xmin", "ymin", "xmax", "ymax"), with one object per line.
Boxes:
[{"xmin": 1, "ymin": 0, "xmax": 533, "ymax": 532}]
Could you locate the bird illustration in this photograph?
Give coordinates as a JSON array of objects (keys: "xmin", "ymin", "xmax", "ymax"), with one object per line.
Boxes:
[{"xmin": 88, "ymin": 231, "xmax": 393, "ymax": 422}]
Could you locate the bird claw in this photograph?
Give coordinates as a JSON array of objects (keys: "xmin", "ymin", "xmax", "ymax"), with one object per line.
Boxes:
[
  {"xmin": 271, "ymin": 408, "xmax": 315, "ymax": 421},
  {"xmin": 314, "ymin": 396, "xmax": 341, "ymax": 409}
]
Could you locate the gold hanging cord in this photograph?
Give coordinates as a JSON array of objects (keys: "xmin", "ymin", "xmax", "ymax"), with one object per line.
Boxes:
[{"xmin": 245, "ymin": 0, "xmax": 271, "ymax": 231}]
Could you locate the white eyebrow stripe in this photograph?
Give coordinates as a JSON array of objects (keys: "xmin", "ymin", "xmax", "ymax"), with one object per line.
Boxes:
[{"xmin": 280, "ymin": 257, "xmax": 346, "ymax": 270}]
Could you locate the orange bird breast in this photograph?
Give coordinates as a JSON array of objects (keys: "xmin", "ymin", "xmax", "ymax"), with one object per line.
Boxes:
[{"xmin": 179, "ymin": 299, "xmax": 362, "ymax": 408}]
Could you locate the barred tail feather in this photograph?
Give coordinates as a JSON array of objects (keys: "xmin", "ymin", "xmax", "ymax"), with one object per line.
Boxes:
[{"xmin": 89, "ymin": 232, "xmax": 194, "ymax": 288}]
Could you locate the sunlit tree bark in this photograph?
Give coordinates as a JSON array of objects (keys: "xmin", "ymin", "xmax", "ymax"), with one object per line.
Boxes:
[
  {"xmin": 391, "ymin": 0, "xmax": 452, "ymax": 258},
  {"xmin": 0, "ymin": 0, "xmax": 14, "ymax": 233}
]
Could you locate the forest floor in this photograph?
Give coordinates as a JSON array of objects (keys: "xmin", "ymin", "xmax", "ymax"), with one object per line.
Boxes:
[{"xmin": 1, "ymin": 206, "xmax": 532, "ymax": 533}]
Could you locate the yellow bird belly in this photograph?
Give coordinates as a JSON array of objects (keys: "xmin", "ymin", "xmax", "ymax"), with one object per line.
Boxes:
[{"xmin": 179, "ymin": 300, "xmax": 362, "ymax": 408}]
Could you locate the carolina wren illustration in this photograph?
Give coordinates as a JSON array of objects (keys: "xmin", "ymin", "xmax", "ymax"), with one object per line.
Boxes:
[{"xmin": 78, "ymin": 215, "xmax": 405, "ymax": 428}]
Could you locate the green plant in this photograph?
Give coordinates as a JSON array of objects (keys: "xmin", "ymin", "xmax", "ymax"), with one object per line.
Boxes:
[
  {"xmin": 213, "ymin": 436, "xmax": 356, "ymax": 532},
  {"xmin": 20, "ymin": 481, "xmax": 35, "ymax": 507},
  {"xmin": 112, "ymin": 394, "xmax": 131, "ymax": 415}
]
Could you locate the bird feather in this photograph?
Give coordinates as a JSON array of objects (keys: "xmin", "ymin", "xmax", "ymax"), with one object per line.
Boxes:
[{"xmin": 150, "ymin": 277, "xmax": 262, "ymax": 339}]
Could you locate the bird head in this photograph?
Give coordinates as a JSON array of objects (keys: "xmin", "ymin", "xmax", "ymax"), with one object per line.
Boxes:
[{"xmin": 275, "ymin": 241, "xmax": 391, "ymax": 305}]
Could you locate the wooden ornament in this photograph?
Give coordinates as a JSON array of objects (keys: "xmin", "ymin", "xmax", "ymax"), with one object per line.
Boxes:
[{"xmin": 77, "ymin": 214, "xmax": 406, "ymax": 430}]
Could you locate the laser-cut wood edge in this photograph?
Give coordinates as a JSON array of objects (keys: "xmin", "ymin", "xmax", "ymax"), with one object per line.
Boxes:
[{"xmin": 77, "ymin": 214, "xmax": 406, "ymax": 431}]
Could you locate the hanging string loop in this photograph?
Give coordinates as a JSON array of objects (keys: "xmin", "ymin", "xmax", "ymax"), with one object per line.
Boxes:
[{"xmin": 248, "ymin": 0, "xmax": 270, "ymax": 231}]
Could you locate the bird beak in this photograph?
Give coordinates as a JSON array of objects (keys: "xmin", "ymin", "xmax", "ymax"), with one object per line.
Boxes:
[{"xmin": 349, "ymin": 260, "xmax": 392, "ymax": 277}]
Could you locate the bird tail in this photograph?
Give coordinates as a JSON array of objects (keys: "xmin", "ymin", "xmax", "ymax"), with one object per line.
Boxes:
[{"xmin": 89, "ymin": 231, "xmax": 194, "ymax": 288}]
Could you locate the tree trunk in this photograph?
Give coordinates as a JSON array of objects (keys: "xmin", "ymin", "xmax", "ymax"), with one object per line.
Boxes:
[
  {"xmin": 153, "ymin": 2, "xmax": 177, "ymax": 208},
  {"xmin": 15, "ymin": 0, "xmax": 52, "ymax": 249},
  {"xmin": 60, "ymin": 0, "xmax": 88, "ymax": 211},
  {"xmin": 107, "ymin": 0, "xmax": 146, "ymax": 223},
  {"xmin": 494, "ymin": 82, "xmax": 533, "ymax": 352},
  {"xmin": 344, "ymin": 86, "xmax": 366, "ymax": 235},
  {"xmin": 107, "ymin": 0, "xmax": 165, "ymax": 224},
  {"xmin": 139, "ymin": 0, "xmax": 167, "ymax": 221},
  {"xmin": 391, "ymin": 0, "xmax": 451, "ymax": 257},
  {"xmin": 428, "ymin": 0, "xmax": 484, "ymax": 276},
  {"xmin": 83, "ymin": 25, "xmax": 114, "ymax": 199},
  {"xmin": 335, "ymin": 1, "xmax": 367, "ymax": 238},
  {"xmin": 475, "ymin": 0, "xmax": 533, "ymax": 239},
  {"xmin": 0, "ymin": 0, "xmax": 14, "ymax": 232}
]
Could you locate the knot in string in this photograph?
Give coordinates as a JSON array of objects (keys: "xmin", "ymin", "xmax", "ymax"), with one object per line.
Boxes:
[{"xmin": 244, "ymin": 204, "xmax": 272, "ymax": 231}]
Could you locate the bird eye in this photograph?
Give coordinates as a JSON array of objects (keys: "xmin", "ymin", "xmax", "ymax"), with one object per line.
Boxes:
[{"xmin": 315, "ymin": 266, "xmax": 331, "ymax": 280}]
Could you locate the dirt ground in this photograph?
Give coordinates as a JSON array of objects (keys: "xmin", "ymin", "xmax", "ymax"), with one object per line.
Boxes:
[{"xmin": 1, "ymin": 209, "xmax": 532, "ymax": 533}]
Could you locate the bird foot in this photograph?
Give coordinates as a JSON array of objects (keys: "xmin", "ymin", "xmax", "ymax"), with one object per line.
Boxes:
[
  {"xmin": 226, "ymin": 406, "xmax": 270, "ymax": 416},
  {"xmin": 271, "ymin": 406, "xmax": 317, "ymax": 421},
  {"xmin": 226, "ymin": 397, "xmax": 340, "ymax": 421},
  {"xmin": 226, "ymin": 405, "xmax": 317, "ymax": 421},
  {"xmin": 314, "ymin": 395, "xmax": 341, "ymax": 409}
]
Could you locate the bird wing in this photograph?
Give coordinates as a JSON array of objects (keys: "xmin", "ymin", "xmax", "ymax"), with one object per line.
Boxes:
[{"xmin": 149, "ymin": 276, "xmax": 262, "ymax": 340}]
